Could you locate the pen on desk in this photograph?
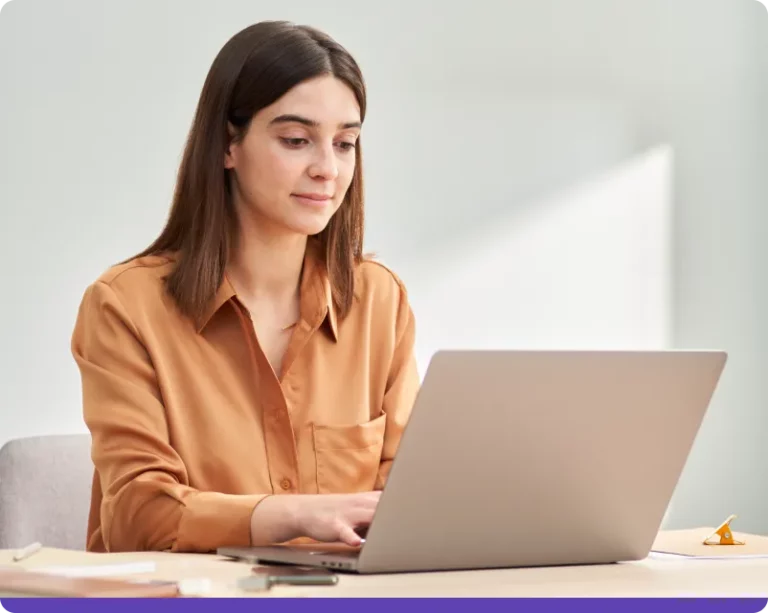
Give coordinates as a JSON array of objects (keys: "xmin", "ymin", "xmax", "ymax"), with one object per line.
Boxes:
[{"xmin": 13, "ymin": 541, "xmax": 42, "ymax": 562}]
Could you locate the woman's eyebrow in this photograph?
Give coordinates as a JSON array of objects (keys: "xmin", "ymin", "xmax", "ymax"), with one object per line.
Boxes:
[{"xmin": 269, "ymin": 114, "xmax": 361, "ymax": 130}]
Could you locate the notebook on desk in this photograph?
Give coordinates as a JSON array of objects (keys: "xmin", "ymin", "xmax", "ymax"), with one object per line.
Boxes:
[
  {"xmin": 220, "ymin": 349, "xmax": 728, "ymax": 574},
  {"xmin": 0, "ymin": 567, "xmax": 179, "ymax": 598}
]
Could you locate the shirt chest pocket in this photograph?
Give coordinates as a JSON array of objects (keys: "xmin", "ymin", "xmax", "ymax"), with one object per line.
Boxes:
[{"xmin": 312, "ymin": 413, "xmax": 387, "ymax": 494}]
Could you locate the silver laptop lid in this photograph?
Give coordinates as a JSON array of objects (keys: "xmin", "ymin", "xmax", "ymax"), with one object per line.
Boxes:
[{"xmin": 358, "ymin": 350, "xmax": 726, "ymax": 573}]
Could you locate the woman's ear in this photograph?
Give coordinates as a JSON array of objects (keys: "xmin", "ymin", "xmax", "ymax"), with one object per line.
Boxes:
[{"xmin": 224, "ymin": 121, "xmax": 238, "ymax": 170}]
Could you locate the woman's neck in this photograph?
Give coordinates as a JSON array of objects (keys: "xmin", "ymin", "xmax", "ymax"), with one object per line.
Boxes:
[{"xmin": 227, "ymin": 214, "xmax": 308, "ymax": 306}]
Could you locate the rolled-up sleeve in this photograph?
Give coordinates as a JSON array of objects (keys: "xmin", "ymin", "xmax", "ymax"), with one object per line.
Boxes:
[{"xmin": 72, "ymin": 281, "xmax": 267, "ymax": 552}]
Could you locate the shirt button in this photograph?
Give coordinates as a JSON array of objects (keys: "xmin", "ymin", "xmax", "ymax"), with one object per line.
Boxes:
[{"xmin": 280, "ymin": 478, "xmax": 292, "ymax": 491}]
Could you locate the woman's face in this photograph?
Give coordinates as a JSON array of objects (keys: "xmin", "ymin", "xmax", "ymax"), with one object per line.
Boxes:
[{"xmin": 225, "ymin": 74, "xmax": 361, "ymax": 238}]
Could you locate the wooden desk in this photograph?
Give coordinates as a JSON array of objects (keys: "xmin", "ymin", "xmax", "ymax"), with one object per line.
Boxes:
[{"xmin": 1, "ymin": 546, "xmax": 768, "ymax": 597}]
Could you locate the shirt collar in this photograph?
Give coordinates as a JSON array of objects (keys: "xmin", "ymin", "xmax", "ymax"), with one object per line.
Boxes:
[{"xmin": 196, "ymin": 241, "xmax": 338, "ymax": 342}]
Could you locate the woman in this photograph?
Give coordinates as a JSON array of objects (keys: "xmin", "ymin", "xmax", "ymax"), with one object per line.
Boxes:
[{"xmin": 71, "ymin": 21, "xmax": 419, "ymax": 553}]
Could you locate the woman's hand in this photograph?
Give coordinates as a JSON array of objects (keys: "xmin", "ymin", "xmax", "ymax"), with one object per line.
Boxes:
[{"xmin": 250, "ymin": 492, "xmax": 381, "ymax": 547}]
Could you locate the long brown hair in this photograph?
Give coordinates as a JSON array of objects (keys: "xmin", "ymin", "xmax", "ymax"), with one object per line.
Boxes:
[{"xmin": 134, "ymin": 21, "xmax": 367, "ymax": 326}]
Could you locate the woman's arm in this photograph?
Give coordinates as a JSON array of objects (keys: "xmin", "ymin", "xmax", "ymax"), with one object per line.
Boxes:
[
  {"xmin": 73, "ymin": 281, "xmax": 268, "ymax": 553},
  {"xmin": 375, "ymin": 276, "xmax": 420, "ymax": 490}
]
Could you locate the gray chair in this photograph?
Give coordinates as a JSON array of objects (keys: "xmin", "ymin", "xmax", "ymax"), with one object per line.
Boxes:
[{"xmin": 0, "ymin": 434, "xmax": 93, "ymax": 550}]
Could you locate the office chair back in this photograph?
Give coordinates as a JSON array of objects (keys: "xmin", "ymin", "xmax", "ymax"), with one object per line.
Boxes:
[{"xmin": 0, "ymin": 434, "xmax": 92, "ymax": 550}]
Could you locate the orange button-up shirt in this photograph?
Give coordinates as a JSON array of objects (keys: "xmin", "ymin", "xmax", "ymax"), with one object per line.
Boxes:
[{"xmin": 71, "ymin": 246, "xmax": 419, "ymax": 553}]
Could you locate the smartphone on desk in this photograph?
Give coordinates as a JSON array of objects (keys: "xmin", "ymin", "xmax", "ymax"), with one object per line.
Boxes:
[{"xmin": 238, "ymin": 565, "xmax": 338, "ymax": 591}]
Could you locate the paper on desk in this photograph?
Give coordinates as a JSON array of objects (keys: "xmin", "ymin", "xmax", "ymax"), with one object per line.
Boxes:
[
  {"xmin": 652, "ymin": 528, "xmax": 768, "ymax": 559},
  {"xmin": 35, "ymin": 561, "xmax": 157, "ymax": 578}
]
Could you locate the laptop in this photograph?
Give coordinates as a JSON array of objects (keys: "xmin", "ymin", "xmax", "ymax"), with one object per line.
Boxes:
[{"xmin": 219, "ymin": 349, "xmax": 727, "ymax": 574}]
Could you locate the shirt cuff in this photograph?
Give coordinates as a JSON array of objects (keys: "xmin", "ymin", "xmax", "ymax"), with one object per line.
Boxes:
[{"xmin": 174, "ymin": 492, "xmax": 269, "ymax": 552}]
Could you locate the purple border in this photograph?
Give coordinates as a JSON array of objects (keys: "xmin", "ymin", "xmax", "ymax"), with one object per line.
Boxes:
[{"xmin": 1, "ymin": 599, "xmax": 766, "ymax": 612}]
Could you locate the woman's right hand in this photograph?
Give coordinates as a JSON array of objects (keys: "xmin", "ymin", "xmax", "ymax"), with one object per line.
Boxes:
[{"xmin": 250, "ymin": 492, "xmax": 381, "ymax": 547}]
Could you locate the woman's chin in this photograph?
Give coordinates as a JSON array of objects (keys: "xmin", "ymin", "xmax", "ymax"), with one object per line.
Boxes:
[{"xmin": 283, "ymin": 217, "xmax": 332, "ymax": 237}]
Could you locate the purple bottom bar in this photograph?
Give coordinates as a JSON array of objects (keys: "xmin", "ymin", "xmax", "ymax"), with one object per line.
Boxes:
[{"xmin": 1, "ymin": 599, "xmax": 766, "ymax": 613}]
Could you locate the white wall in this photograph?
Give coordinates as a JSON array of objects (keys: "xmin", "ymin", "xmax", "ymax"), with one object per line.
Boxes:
[
  {"xmin": 404, "ymin": 144, "xmax": 672, "ymax": 377},
  {"xmin": 1, "ymin": 0, "xmax": 766, "ymax": 531}
]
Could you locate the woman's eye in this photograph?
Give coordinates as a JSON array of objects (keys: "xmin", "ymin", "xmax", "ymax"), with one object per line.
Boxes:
[
  {"xmin": 336, "ymin": 141, "xmax": 356, "ymax": 152},
  {"xmin": 281, "ymin": 137, "xmax": 308, "ymax": 148}
]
